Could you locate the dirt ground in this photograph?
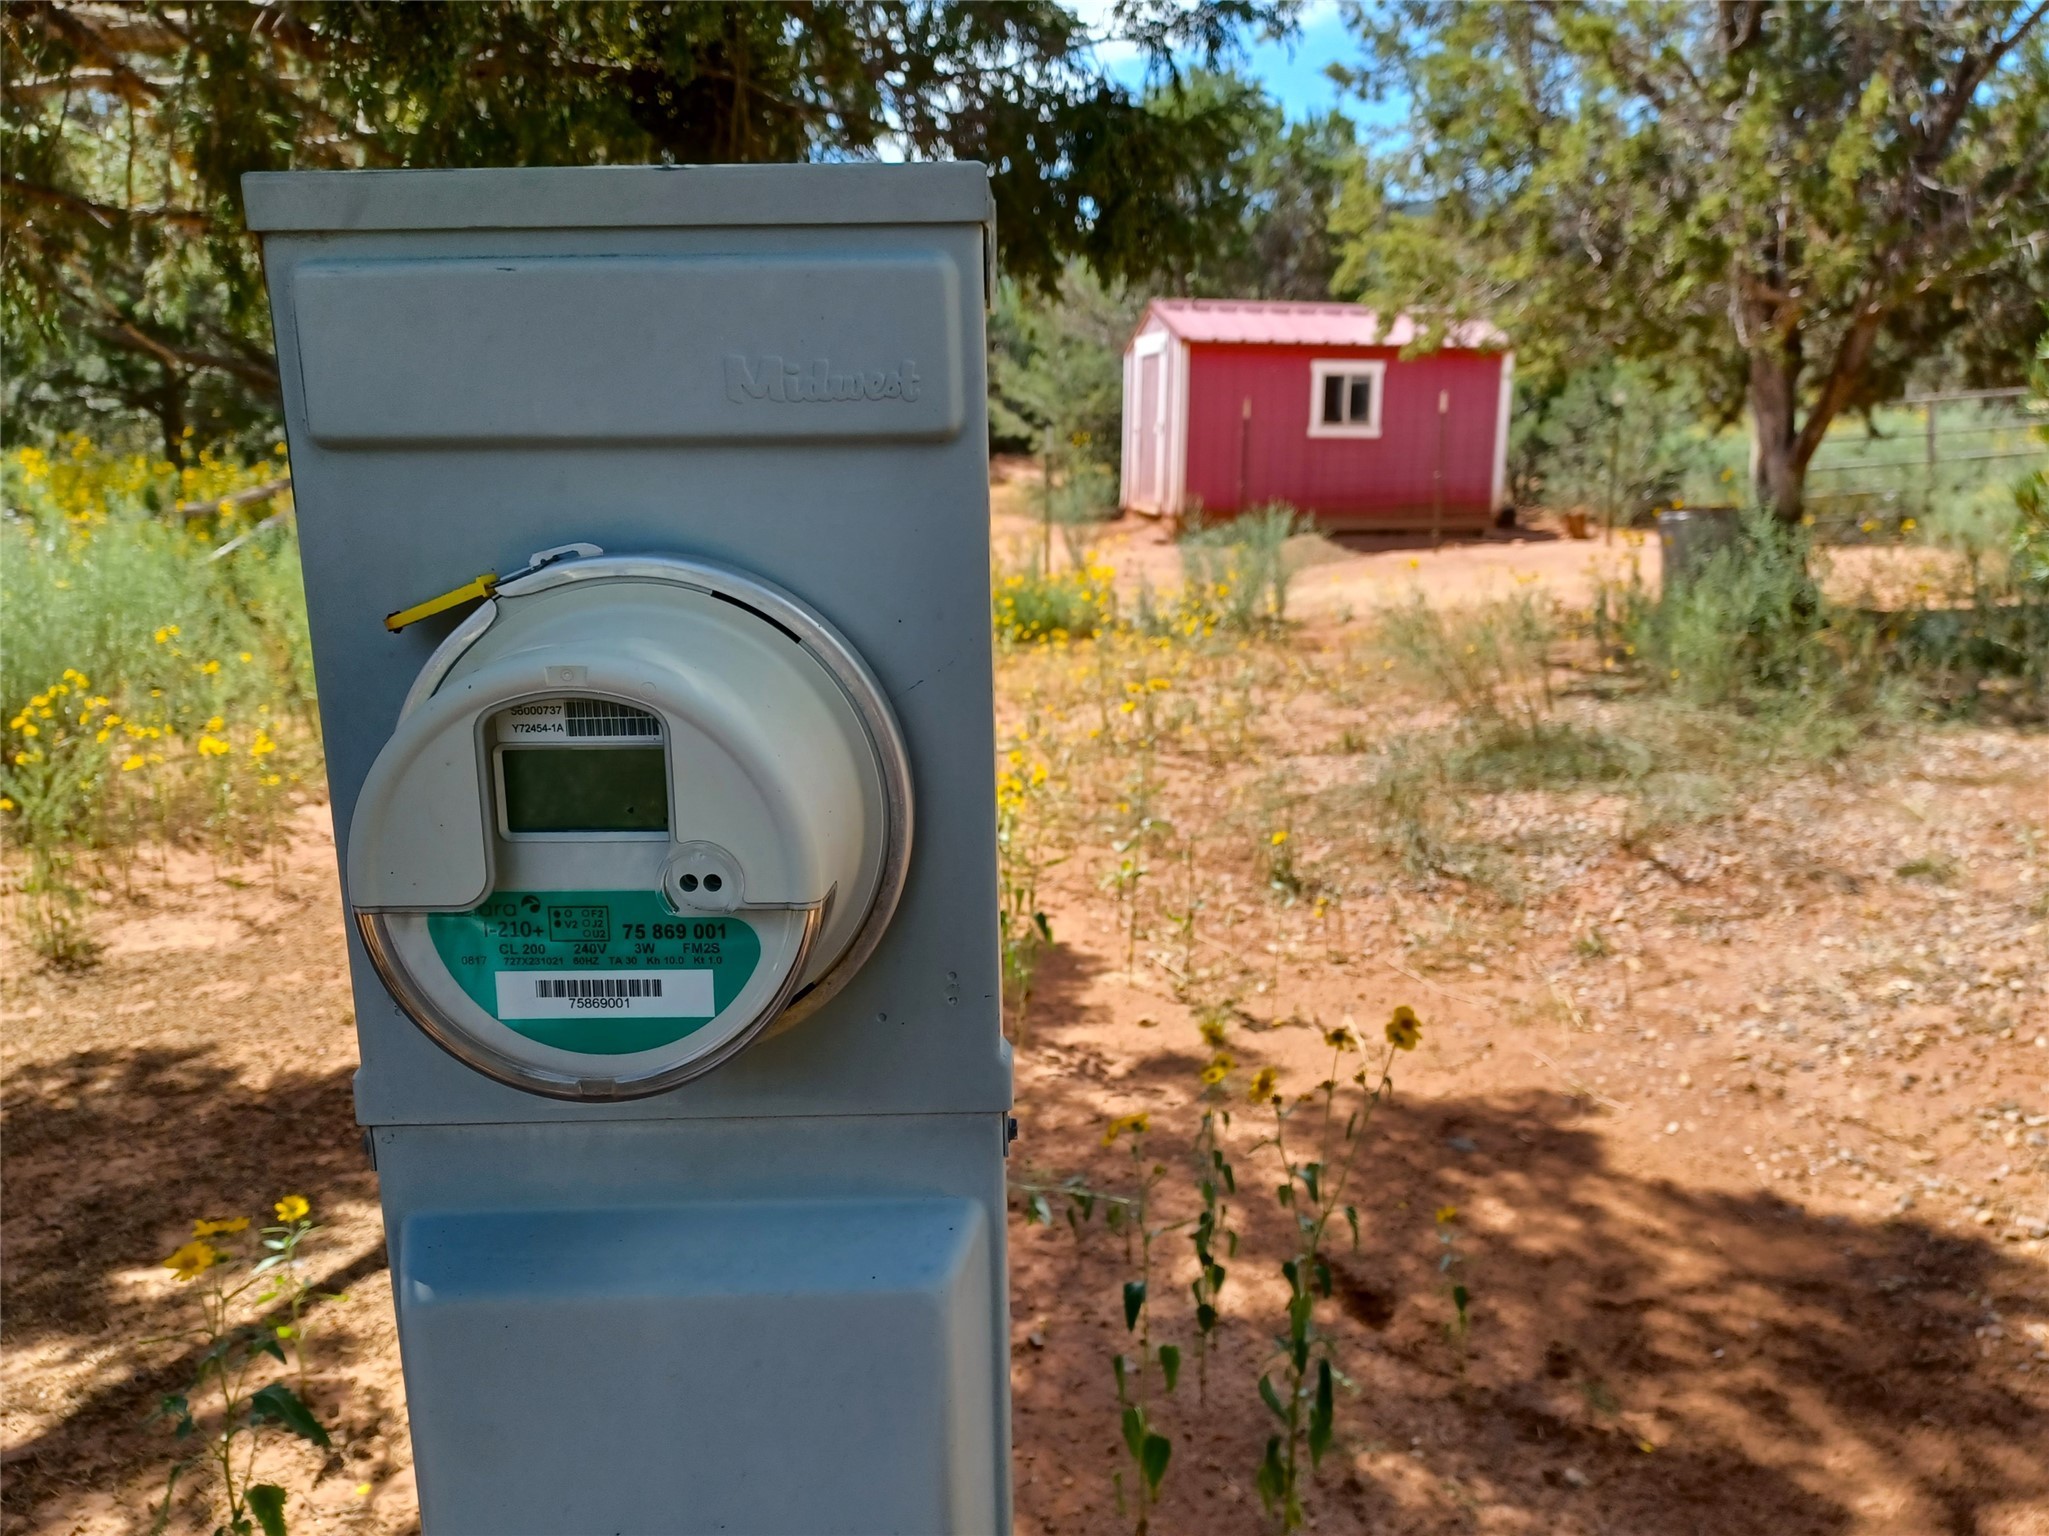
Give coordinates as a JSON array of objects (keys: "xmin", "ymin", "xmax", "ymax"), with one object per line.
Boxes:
[
  {"xmin": 988, "ymin": 457, "xmax": 1979, "ymax": 619},
  {"xmin": 5, "ymin": 527, "xmax": 2047, "ymax": 1536}
]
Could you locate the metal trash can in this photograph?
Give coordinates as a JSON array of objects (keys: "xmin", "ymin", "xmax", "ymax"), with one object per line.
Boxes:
[{"xmin": 1657, "ymin": 506, "xmax": 1744, "ymax": 594}]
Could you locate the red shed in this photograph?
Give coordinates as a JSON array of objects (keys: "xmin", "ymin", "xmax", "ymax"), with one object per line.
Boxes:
[{"xmin": 1119, "ymin": 299, "xmax": 1513, "ymax": 531}]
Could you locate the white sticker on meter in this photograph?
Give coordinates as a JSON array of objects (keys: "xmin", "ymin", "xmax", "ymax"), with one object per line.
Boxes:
[
  {"xmin": 496, "ymin": 969, "xmax": 716, "ymax": 1020},
  {"xmin": 495, "ymin": 698, "xmax": 664, "ymax": 743}
]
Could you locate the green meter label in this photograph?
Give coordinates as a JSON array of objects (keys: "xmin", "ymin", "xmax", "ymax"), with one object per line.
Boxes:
[{"xmin": 428, "ymin": 890, "xmax": 762, "ymax": 1055}]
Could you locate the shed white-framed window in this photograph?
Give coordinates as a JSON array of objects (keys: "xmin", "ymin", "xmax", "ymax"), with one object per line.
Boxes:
[{"xmin": 1307, "ymin": 359, "xmax": 1385, "ymax": 439}]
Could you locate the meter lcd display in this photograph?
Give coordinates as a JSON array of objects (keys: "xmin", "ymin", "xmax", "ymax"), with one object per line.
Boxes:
[{"xmin": 499, "ymin": 746, "xmax": 669, "ymax": 834}]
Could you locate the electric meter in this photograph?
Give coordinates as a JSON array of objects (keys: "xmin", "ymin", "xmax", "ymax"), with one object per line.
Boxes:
[{"xmin": 348, "ymin": 549, "xmax": 911, "ymax": 1100}]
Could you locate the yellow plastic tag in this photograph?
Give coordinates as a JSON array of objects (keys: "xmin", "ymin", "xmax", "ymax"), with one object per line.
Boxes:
[{"xmin": 385, "ymin": 573, "xmax": 499, "ymax": 633}]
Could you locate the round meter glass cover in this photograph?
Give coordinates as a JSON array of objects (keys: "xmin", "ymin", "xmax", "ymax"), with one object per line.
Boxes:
[{"xmin": 390, "ymin": 696, "xmax": 799, "ymax": 1070}]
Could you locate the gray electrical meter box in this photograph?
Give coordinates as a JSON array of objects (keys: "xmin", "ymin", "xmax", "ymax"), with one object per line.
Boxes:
[{"xmin": 245, "ymin": 164, "xmax": 1011, "ymax": 1535}]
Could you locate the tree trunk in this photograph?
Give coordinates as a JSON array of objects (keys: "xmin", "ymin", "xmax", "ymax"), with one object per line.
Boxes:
[
  {"xmin": 1747, "ymin": 346, "xmax": 1805, "ymax": 520},
  {"xmin": 152, "ymin": 373, "xmax": 186, "ymax": 469}
]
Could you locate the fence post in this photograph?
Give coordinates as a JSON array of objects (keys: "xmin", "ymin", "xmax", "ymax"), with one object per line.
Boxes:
[
  {"xmin": 1433, "ymin": 388, "xmax": 1449, "ymax": 549},
  {"xmin": 1925, "ymin": 398, "xmax": 1939, "ymax": 518}
]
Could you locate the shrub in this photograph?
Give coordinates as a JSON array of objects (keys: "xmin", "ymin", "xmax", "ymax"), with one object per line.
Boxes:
[
  {"xmin": 1175, "ymin": 504, "xmax": 1307, "ymax": 632},
  {"xmin": 1377, "ymin": 589, "xmax": 1556, "ymax": 727},
  {"xmin": 1, "ymin": 444, "xmax": 317, "ymax": 960},
  {"xmin": 992, "ymin": 557, "xmax": 1117, "ymax": 643}
]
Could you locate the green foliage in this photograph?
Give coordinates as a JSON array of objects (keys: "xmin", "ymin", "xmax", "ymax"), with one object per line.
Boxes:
[
  {"xmin": 3, "ymin": 446, "xmax": 316, "ymax": 964},
  {"xmin": 1101, "ymin": 1116, "xmax": 1180, "ymax": 1535},
  {"xmin": 244, "ymin": 1483, "xmax": 289, "ymax": 1536},
  {"xmin": 987, "ymin": 70, "xmax": 1361, "ymax": 467},
  {"xmin": 3, "ymin": 1, "xmax": 1293, "ymax": 457},
  {"xmin": 990, "ymin": 265, "xmax": 1145, "ymax": 472},
  {"xmin": 1335, "ymin": 3, "xmax": 2049, "ymax": 516},
  {"xmin": 1518, "ymin": 363, "xmax": 1707, "ymax": 524},
  {"xmin": 1642, "ymin": 511, "xmax": 1844, "ymax": 710},
  {"xmin": 1250, "ymin": 1016, "xmax": 1420, "ymax": 1530},
  {"xmin": 1441, "ymin": 721, "xmax": 1652, "ymax": 792},
  {"xmin": 151, "ymin": 1198, "xmax": 336, "ymax": 1536},
  {"xmin": 1174, "ymin": 505, "xmax": 1309, "ymax": 632},
  {"xmin": 1377, "ymin": 588, "xmax": 1556, "ymax": 729},
  {"xmin": 1, "ymin": 449, "xmax": 316, "ymax": 934},
  {"xmin": 2011, "ymin": 334, "xmax": 2049, "ymax": 590},
  {"xmin": 995, "ymin": 739, "xmax": 1062, "ymax": 1045},
  {"xmin": 1170, "ymin": 73, "xmax": 1360, "ymax": 301},
  {"xmin": 992, "ymin": 557, "xmax": 1119, "ymax": 644},
  {"xmin": 1585, "ymin": 502, "xmax": 2049, "ymax": 719}
]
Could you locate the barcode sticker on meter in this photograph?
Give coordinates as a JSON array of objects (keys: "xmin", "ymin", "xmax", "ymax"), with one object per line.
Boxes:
[{"xmin": 496, "ymin": 969, "xmax": 715, "ymax": 1020}]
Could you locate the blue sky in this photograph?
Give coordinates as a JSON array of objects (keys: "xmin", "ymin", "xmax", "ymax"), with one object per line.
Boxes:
[{"xmin": 1078, "ymin": 0, "xmax": 1407, "ymax": 130}]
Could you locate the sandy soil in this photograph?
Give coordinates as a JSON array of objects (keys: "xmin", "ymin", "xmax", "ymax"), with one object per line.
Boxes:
[
  {"xmin": 1002, "ymin": 715, "xmax": 2049, "ymax": 1536},
  {"xmin": 5, "ymin": 545, "xmax": 2047, "ymax": 1536}
]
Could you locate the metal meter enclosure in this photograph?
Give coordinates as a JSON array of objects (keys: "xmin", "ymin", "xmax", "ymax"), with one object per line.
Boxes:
[{"xmin": 248, "ymin": 165, "xmax": 1010, "ymax": 1535}]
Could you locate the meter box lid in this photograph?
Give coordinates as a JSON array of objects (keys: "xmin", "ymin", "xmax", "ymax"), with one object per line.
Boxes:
[{"xmin": 248, "ymin": 164, "xmax": 1008, "ymax": 1125}]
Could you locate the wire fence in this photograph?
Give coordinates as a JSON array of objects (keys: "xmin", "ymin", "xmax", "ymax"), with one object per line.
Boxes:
[{"xmin": 1805, "ymin": 386, "xmax": 2045, "ymax": 525}]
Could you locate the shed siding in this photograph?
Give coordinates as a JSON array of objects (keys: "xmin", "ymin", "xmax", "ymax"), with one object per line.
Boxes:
[{"xmin": 1179, "ymin": 344, "xmax": 1504, "ymax": 526}]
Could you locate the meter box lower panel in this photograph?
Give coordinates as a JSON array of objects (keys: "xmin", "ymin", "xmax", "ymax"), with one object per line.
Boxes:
[{"xmin": 398, "ymin": 1199, "xmax": 997, "ymax": 1535}]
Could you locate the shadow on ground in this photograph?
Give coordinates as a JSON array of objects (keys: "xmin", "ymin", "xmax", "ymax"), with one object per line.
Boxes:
[
  {"xmin": 1009, "ymin": 993, "xmax": 2049, "ymax": 1535},
  {"xmin": 1328, "ymin": 525, "xmax": 1566, "ymax": 554},
  {"xmin": 1, "ymin": 1045, "xmax": 380, "ymax": 1527}
]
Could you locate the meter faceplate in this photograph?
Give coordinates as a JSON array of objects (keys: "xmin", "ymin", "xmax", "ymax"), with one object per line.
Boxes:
[{"xmin": 351, "ymin": 555, "xmax": 910, "ymax": 1099}]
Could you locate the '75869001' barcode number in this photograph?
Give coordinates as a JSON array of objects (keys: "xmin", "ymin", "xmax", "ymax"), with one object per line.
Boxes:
[{"xmin": 534, "ymin": 976, "xmax": 662, "ymax": 1011}]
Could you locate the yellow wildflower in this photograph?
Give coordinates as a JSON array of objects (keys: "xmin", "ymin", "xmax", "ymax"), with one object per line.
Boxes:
[
  {"xmin": 1270, "ymin": 830, "xmax": 1288, "ymax": 846},
  {"xmin": 1435, "ymin": 1205, "xmax": 1459, "ymax": 1225},
  {"xmin": 200, "ymin": 660, "xmax": 221, "ymax": 675},
  {"xmin": 274, "ymin": 1194, "xmax": 310, "ymax": 1223},
  {"xmin": 198, "ymin": 736, "xmax": 230, "ymax": 757},
  {"xmin": 192, "ymin": 1216, "xmax": 249, "ymax": 1237},
  {"xmin": 164, "ymin": 1240, "xmax": 220, "ymax": 1282},
  {"xmin": 121, "ymin": 754, "xmax": 146, "ymax": 771},
  {"xmin": 1248, "ymin": 1065, "xmax": 1279, "ymax": 1103},
  {"xmin": 1323, "ymin": 1025, "xmax": 1356, "ymax": 1052},
  {"xmin": 1198, "ymin": 1052, "xmax": 1235, "ymax": 1087},
  {"xmin": 1101, "ymin": 1112, "xmax": 1150, "ymax": 1146},
  {"xmin": 1385, "ymin": 1005, "xmax": 1422, "ymax": 1052}
]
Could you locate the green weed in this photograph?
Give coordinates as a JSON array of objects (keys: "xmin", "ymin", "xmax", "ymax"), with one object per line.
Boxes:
[
  {"xmin": 1249, "ymin": 1008, "xmax": 1421, "ymax": 1531},
  {"xmin": 1378, "ymin": 589, "xmax": 1556, "ymax": 728},
  {"xmin": 2, "ymin": 445, "xmax": 318, "ymax": 961},
  {"xmin": 1174, "ymin": 505, "xmax": 1310, "ymax": 633},
  {"xmin": 150, "ymin": 1196, "xmax": 338, "ymax": 1536},
  {"xmin": 993, "ymin": 556, "xmax": 1118, "ymax": 644}
]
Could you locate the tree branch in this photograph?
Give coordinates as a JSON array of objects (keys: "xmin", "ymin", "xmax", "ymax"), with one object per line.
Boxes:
[
  {"xmin": 1, "ymin": 174, "xmax": 211, "ymax": 232},
  {"xmin": 91, "ymin": 322, "xmax": 280, "ymax": 395},
  {"xmin": 1915, "ymin": 0, "xmax": 2049, "ymax": 171},
  {"xmin": 24, "ymin": 2, "xmax": 165, "ymax": 104},
  {"xmin": 1792, "ymin": 291, "xmax": 1889, "ymax": 471},
  {"xmin": 1719, "ymin": 0, "xmax": 1767, "ymax": 56}
]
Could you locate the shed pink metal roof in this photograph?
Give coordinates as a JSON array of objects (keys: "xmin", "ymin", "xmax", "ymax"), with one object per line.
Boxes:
[{"xmin": 1139, "ymin": 298, "xmax": 1506, "ymax": 350}]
